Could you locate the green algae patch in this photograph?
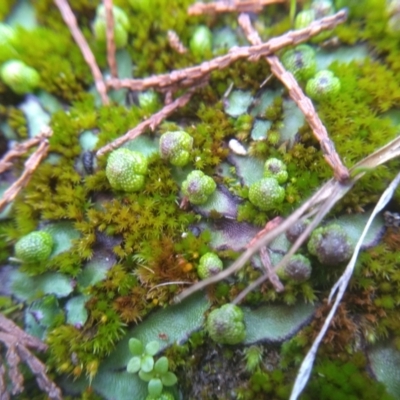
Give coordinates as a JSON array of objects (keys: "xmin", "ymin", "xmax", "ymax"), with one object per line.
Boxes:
[{"xmin": 243, "ymin": 302, "xmax": 316, "ymax": 344}]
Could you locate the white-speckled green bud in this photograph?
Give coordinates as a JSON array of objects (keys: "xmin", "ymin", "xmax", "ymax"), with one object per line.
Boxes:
[
  {"xmin": 248, "ymin": 178, "xmax": 285, "ymax": 211},
  {"xmin": 93, "ymin": 5, "xmax": 129, "ymax": 49},
  {"xmin": 182, "ymin": 170, "xmax": 216, "ymax": 205},
  {"xmin": 263, "ymin": 158, "xmax": 288, "ymax": 184},
  {"xmin": 0, "ymin": 60, "xmax": 40, "ymax": 94},
  {"xmin": 106, "ymin": 148, "xmax": 148, "ymax": 192},
  {"xmin": 276, "ymin": 254, "xmax": 312, "ymax": 283},
  {"xmin": 190, "ymin": 25, "xmax": 212, "ymax": 57},
  {"xmin": 281, "ymin": 45, "xmax": 316, "ymax": 82},
  {"xmin": 197, "ymin": 252, "xmax": 223, "ymax": 279},
  {"xmin": 308, "ymin": 224, "xmax": 353, "ymax": 265},
  {"xmin": 15, "ymin": 231, "xmax": 54, "ymax": 263},
  {"xmin": 159, "ymin": 130, "xmax": 193, "ymax": 167},
  {"xmin": 306, "ymin": 70, "xmax": 341, "ymax": 101},
  {"xmin": 295, "ymin": 9, "xmax": 316, "ymax": 30},
  {"xmin": 206, "ymin": 304, "xmax": 246, "ymax": 345}
]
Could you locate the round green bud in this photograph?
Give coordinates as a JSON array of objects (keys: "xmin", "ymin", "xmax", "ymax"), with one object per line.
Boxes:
[
  {"xmin": 286, "ymin": 219, "xmax": 310, "ymax": 243},
  {"xmin": 15, "ymin": 231, "xmax": 54, "ymax": 263},
  {"xmin": 281, "ymin": 45, "xmax": 316, "ymax": 82},
  {"xmin": 182, "ymin": 170, "xmax": 216, "ymax": 205},
  {"xmin": 197, "ymin": 252, "xmax": 223, "ymax": 279},
  {"xmin": 306, "ymin": 70, "xmax": 341, "ymax": 101},
  {"xmin": 138, "ymin": 91, "xmax": 159, "ymax": 114},
  {"xmin": 93, "ymin": 5, "xmax": 129, "ymax": 49},
  {"xmin": 190, "ymin": 25, "xmax": 212, "ymax": 57},
  {"xmin": 295, "ymin": 10, "xmax": 316, "ymax": 30},
  {"xmin": 206, "ymin": 304, "xmax": 246, "ymax": 345},
  {"xmin": 307, "ymin": 224, "xmax": 354, "ymax": 266},
  {"xmin": 248, "ymin": 178, "xmax": 285, "ymax": 211},
  {"xmin": 0, "ymin": 60, "xmax": 40, "ymax": 95},
  {"xmin": 106, "ymin": 148, "xmax": 148, "ymax": 192},
  {"xmin": 263, "ymin": 158, "xmax": 288, "ymax": 184},
  {"xmin": 159, "ymin": 130, "xmax": 193, "ymax": 167},
  {"xmin": 276, "ymin": 254, "xmax": 312, "ymax": 283}
]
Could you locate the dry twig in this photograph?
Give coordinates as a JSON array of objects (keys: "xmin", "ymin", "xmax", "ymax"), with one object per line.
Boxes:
[
  {"xmin": 238, "ymin": 13, "xmax": 349, "ymax": 181},
  {"xmin": 167, "ymin": 30, "xmax": 188, "ymax": 54},
  {"xmin": 104, "ymin": 0, "xmax": 118, "ymax": 78},
  {"xmin": 97, "ymin": 83, "xmax": 204, "ymax": 157},
  {"xmin": 0, "ymin": 130, "xmax": 51, "ymax": 174},
  {"xmin": 54, "ymin": 0, "xmax": 109, "ymax": 104},
  {"xmin": 0, "ymin": 127, "xmax": 52, "ymax": 213},
  {"xmin": 107, "ymin": 10, "xmax": 347, "ymax": 93},
  {"xmin": 188, "ymin": 0, "xmax": 285, "ymax": 15},
  {"xmin": 0, "ymin": 314, "xmax": 62, "ymax": 400}
]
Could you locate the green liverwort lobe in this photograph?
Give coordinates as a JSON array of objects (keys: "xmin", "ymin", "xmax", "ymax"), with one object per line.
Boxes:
[
  {"xmin": 0, "ymin": 60, "xmax": 40, "ymax": 95},
  {"xmin": 206, "ymin": 303, "xmax": 246, "ymax": 345},
  {"xmin": 106, "ymin": 148, "xmax": 148, "ymax": 192},
  {"xmin": 308, "ymin": 224, "xmax": 354, "ymax": 265},
  {"xmin": 15, "ymin": 231, "xmax": 53, "ymax": 263},
  {"xmin": 281, "ymin": 45, "xmax": 316, "ymax": 82},
  {"xmin": 306, "ymin": 70, "xmax": 341, "ymax": 101},
  {"xmin": 197, "ymin": 252, "xmax": 223, "ymax": 279},
  {"xmin": 182, "ymin": 170, "xmax": 216, "ymax": 205},
  {"xmin": 263, "ymin": 158, "xmax": 288, "ymax": 184},
  {"xmin": 248, "ymin": 178, "xmax": 285, "ymax": 211},
  {"xmin": 159, "ymin": 130, "xmax": 193, "ymax": 167},
  {"xmin": 93, "ymin": 5, "xmax": 129, "ymax": 49}
]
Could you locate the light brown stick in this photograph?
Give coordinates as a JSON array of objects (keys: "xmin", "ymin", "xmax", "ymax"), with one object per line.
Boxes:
[
  {"xmin": 238, "ymin": 13, "xmax": 349, "ymax": 182},
  {"xmin": 104, "ymin": 0, "xmax": 118, "ymax": 78},
  {"xmin": 106, "ymin": 10, "xmax": 347, "ymax": 94},
  {"xmin": 0, "ymin": 128, "xmax": 52, "ymax": 212},
  {"xmin": 54, "ymin": 0, "xmax": 109, "ymax": 105},
  {"xmin": 188, "ymin": 0, "xmax": 285, "ymax": 15},
  {"xmin": 96, "ymin": 84, "xmax": 203, "ymax": 157}
]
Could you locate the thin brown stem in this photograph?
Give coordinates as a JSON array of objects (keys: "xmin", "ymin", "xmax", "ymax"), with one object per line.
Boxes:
[
  {"xmin": 238, "ymin": 12, "xmax": 349, "ymax": 181},
  {"xmin": 104, "ymin": 0, "xmax": 118, "ymax": 78},
  {"xmin": 96, "ymin": 83, "xmax": 204, "ymax": 157},
  {"xmin": 107, "ymin": 10, "xmax": 347, "ymax": 94},
  {"xmin": 188, "ymin": 0, "xmax": 285, "ymax": 15},
  {"xmin": 0, "ymin": 128, "xmax": 52, "ymax": 212},
  {"xmin": 53, "ymin": 0, "xmax": 109, "ymax": 105}
]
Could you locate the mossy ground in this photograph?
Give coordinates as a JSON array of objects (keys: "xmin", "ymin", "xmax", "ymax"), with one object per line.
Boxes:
[{"xmin": 1, "ymin": 0, "xmax": 400, "ymax": 399}]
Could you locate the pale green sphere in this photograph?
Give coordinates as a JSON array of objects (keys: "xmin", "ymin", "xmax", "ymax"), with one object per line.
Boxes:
[
  {"xmin": 0, "ymin": 60, "xmax": 40, "ymax": 94},
  {"xmin": 159, "ymin": 130, "xmax": 193, "ymax": 167},
  {"xmin": 15, "ymin": 231, "xmax": 54, "ymax": 263},
  {"xmin": 106, "ymin": 148, "xmax": 148, "ymax": 192},
  {"xmin": 263, "ymin": 158, "xmax": 288, "ymax": 184},
  {"xmin": 197, "ymin": 252, "xmax": 223, "ymax": 279},
  {"xmin": 190, "ymin": 25, "xmax": 212, "ymax": 57},
  {"xmin": 281, "ymin": 45, "xmax": 316, "ymax": 82},
  {"xmin": 248, "ymin": 178, "xmax": 285, "ymax": 211},
  {"xmin": 206, "ymin": 304, "xmax": 246, "ymax": 345},
  {"xmin": 182, "ymin": 170, "xmax": 216, "ymax": 205},
  {"xmin": 306, "ymin": 70, "xmax": 341, "ymax": 101}
]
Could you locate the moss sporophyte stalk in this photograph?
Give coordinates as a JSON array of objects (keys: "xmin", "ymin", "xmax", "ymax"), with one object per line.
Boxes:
[{"xmin": 2, "ymin": 0, "xmax": 400, "ymax": 399}]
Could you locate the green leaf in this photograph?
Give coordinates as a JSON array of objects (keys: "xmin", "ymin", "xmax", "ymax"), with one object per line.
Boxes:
[
  {"xmin": 148, "ymin": 378, "xmax": 163, "ymax": 397},
  {"xmin": 161, "ymin": 372, "xmax": 178, "ymax": 387},
  {"xmin": 138, "ymin": 370, "xmax": 154, "ymax": 382},
  {"xmin": 154, "ymin": 357, "xmax": 168, "ymax": 374},
  {"xmin": 128, "ymin": 338, "xmax": 143, "ymax": 356},
  {"xmin": 145, "ymin": 340, "xmax": 160, "ymax": 356},
  {"xmin": 126, "ymin": 357, "xmax": 141, "ymax": 374},
  {"xmin": 141, "ymin": 354, "xmax": 154, "ymax": 373}
]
